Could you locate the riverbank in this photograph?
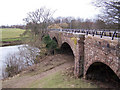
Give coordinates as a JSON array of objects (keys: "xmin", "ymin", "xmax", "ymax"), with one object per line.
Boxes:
[
  {"xmin": 2, "ymin": 54, "xmax": 99, "ymax": 88},
  {"xmin": 0, "ymin": 40, "xmax": 22, "ymax": 47},
  {"xmin": 2, "ymin": 54, "xmax": 119, "ymax": 88}
]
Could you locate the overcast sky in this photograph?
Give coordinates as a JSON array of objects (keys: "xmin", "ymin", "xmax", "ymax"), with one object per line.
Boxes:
[{"xmin": 0, "ymin": 0, "xmax": 100, "ymax": 26}]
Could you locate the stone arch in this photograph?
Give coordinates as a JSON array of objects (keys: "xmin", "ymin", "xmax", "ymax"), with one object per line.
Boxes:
[
  {"xmin": 60, "ymin": 42, "xmax": 74, "ymax": 56},
  {"xmin": 60, "ymin": 41, "xmax": 76, "ymax": 57},
  {"xmin": 52, "ymin": 37, "xmax": 58, "ymax": 45},
  {"xmin": 48, "ymin": 33, "xmax": 60, "ymax": 46},
  {"xmin": 49, "ymin": 34, "xmax": 57, "ymax": 40},
  {"xmin": 85, "ymin": 61, "xmax": 120, "ymax": 80}
]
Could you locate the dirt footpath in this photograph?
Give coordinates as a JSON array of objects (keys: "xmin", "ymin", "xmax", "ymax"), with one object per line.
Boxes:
[{"xmin": 2, "ymin": 54, "xmax": 74, "ymax": 88}]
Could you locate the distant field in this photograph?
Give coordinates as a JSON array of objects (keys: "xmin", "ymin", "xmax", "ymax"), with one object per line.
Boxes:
[{"xmin": 0, "ymin": 28, "xmax": 25, "ymax": 41}]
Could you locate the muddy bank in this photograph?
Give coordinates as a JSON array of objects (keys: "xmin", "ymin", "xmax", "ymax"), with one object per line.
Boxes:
[{"xmin": 0, "ymin": 41, "xmax": 22, "ymax": 47}]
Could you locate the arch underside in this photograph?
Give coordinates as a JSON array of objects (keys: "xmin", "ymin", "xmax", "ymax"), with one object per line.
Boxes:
[
  {"xmin": 61, "ymin": 41, "xmax": 75, "ymax": 56},
  {"xmin": 85, "ymin": 61, "xmax": 120, "ymax": 80},
  {"xmin": 52, "ymin": 37, "xmax": 58, "ymax": 45},
  {"xmin": 49, "ymin": 34, "xmax": 76, "ymax": 56},
  {"xmin": 60, "ymin": 42, "xmax": 74, "ymax": 56}
]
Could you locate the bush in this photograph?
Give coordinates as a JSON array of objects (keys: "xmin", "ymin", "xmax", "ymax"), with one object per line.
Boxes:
[
  {"xmin": 4, "ymin": 53, "xmax": 25, "ymax": 77},
  {"xmin": 43, "ymin": 35, "xmax": 57, "ymax": 54},
  {"xmin": 4, "ymin": 45, "xmax": 40, "ymax": 78}
]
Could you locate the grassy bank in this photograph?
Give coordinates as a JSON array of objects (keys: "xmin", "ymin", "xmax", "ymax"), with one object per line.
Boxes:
[
  {"xmin": 0, "ymin": 28, "xmax": 26, "ymax": 46},
  {"xmin": 28, "ymin": 71, "xmax": 97, "ymax": 88},
  {"xmin": 1, "ymin": 28, "xmax": 25, "ymax": 41},
  {"xmin": 2, "ymin": 54, "xmax": 98, "ymax": 88}
]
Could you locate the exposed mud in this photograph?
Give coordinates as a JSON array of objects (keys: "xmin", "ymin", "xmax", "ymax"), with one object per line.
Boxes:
[{"xmin": 1, "ymin": 40, "xmax": 22, "ymax": 47}]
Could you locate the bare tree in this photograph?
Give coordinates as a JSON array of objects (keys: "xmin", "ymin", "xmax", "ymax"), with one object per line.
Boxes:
[
  {"xmin": 22, "ymin": 7, "xmax": 55, "ymax": 51},
  {"xmin": 93, "ymin": 0, "xmax": 120, "ymax": 29},
  {"xmin": 54, "ymin": 16, "xmax": 75, "ymax": 29},
  {"xmin": 94, "ymin": 19, "xmax": 106, "ymax": 29},
  {"xmin": 18, "ymin": 45, "xmax": 40, "ymax": 65},
  {"xmin": 4, "ymin": 53, "xmax": 26, "ymax": 77},
  {"xmin": 23, "ymin": 7, "xmax": 55, "ymax": 37}
]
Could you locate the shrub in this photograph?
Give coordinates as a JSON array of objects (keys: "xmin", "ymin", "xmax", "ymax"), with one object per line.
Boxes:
[
  {"xmin": 43, "ymin": 35, "xmax": 57, "ymax": 55},
  {"xmin": 4, "ymin": 53, "xmax": 25, "ymax": 77}
]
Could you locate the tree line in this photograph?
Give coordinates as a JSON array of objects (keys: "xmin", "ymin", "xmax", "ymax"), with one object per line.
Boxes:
[
  {"xmin": 0, "ymin": 25, "xmax": 25, "ymax": 29},
  {"xmin": 53, "ymin": 17, "xmax": 119, "ymax": 30}
]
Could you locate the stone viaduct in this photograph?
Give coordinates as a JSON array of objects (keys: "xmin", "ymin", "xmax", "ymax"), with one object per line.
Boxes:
[{"xmin": 48, "ymin": 29, "xmax": 120, "ymax": 79}]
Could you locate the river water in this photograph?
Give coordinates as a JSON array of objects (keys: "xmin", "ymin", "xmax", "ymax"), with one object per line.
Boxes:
[{"xmin": 0, "ymin": 45, "xmax": 40, "ymax": 79}]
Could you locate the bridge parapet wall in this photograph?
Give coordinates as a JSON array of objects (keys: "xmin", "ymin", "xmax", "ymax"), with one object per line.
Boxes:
[{"xmin": 84, "ymin": 35, "xmax": 120, "ymax": 79}]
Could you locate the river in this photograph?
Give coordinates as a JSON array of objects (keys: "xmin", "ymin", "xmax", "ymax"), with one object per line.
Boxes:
[{"xmin": 0, "ymin": 45, "xmax": 40, "ymax": 79}]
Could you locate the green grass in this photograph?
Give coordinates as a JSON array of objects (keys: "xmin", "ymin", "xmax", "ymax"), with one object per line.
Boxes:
[
  {"xmin": 0, "ymin": 28, "xmax": 25, "ymax": 41},
  {"xmin": 28, "ymin": 71, "xmax": 98, "ymax": 88},
  {"xmin": 2, "ymin": 37, "xmax": 22, "ymax": 42}
]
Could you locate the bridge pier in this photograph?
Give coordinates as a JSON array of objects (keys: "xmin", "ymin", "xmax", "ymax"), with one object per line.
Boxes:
[{"xmin": 74, "ymin": 35, "xmax": 85, "ymax": 78}]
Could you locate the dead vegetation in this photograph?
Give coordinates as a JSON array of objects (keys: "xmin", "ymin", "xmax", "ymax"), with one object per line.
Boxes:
[{"xmin": 2, "ymin": 54, "xmax": 74, "ymax": 88}]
